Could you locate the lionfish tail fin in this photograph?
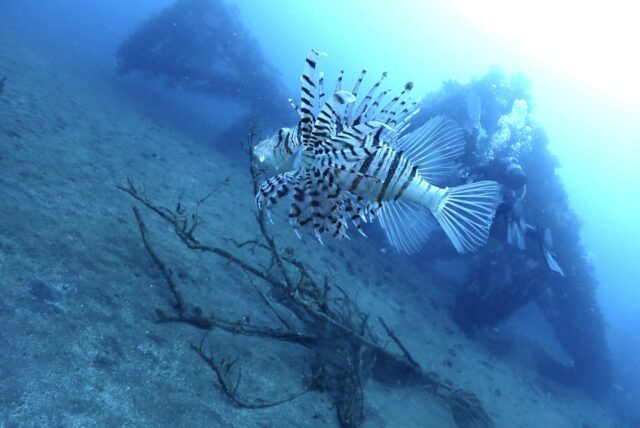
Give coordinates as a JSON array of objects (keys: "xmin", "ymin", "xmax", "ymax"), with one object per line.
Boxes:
[{"xmin": 432, "ymin": 181, "xmax": 501, "ymax": 253}]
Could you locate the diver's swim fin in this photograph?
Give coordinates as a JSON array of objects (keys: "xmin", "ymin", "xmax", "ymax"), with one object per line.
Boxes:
[
  {"xmin": 540, "ymin": 228, "xmax": 565, "ymax": 276},
  {"xmin": 507, "ymin": 200, "xmax": 530, "ymax": 250},
  {"xmin": 506, "ymin": 209, "xmax": 527, "ymax": 250}
]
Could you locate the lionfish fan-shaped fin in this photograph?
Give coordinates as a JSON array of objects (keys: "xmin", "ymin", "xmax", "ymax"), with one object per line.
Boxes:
[
  {"xmin": 432, "ymin": 181, "xmax": 502, "ymax": 254},
  {"xmin": 343, "ymin": 69, "xmax": 367, "ymax": 124},
  {"xmin": 342, "ymin": 193, "xmax": 376, "ymax": 236},
  {"xmin": 378, "ymin": 201, "xmax": 436, "ymax": 254},
  {"xmin": 287, "ymin": 167, "xmax": 372, "ymax": 240},
  {"xmin": 310, "ymin": 90, "xmax": 356, "ymax": 146},
  {"xmin": 300, "ymin": 49, "xmax": 326, "ymax": 141},
  {"xmin": 396, "ymin": 115, "xmax": 465, "ymax": 186},
  {"xmin": 256, "ymin": 171, "xmax": 302, "ymax": 216}
]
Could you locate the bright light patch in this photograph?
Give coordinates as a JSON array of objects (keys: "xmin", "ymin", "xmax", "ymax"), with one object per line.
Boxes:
[{"xmin": 452, "ymin": 0, "xmax": 640, "ymax": 103}]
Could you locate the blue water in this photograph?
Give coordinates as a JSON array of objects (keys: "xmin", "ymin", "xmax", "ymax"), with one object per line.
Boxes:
[{"xmin": 2, "ymin": 0, "xmax": 639, "ymax": 425}]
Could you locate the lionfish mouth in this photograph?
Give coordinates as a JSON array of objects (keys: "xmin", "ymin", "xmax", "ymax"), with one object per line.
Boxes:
[
  {"xmin": 252, "ymin": 142, "xmax": 266, "ymax": 163},
  {"xmin": 255, "ymin": 135, "xmax": 278, "ymax": 163}
]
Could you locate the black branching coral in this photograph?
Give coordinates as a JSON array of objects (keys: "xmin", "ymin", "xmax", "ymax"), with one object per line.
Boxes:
[{"xmin": 119, "ymin": 129, "xmax": 495, "ymax": 428}]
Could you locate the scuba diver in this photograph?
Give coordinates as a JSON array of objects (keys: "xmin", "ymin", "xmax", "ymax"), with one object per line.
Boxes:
[
  {"xmin": 464, "ymin": 93, "xmax": 563, "ymax": 275},
  {"xmin": 497, "ymin": 156, "xmax": 565, "ymax": 276}
]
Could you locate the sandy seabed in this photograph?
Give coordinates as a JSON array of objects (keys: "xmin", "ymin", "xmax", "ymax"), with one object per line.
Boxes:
[{"xmin": 0, "ymin": 28, "xmax": 620, "ymax": 428}]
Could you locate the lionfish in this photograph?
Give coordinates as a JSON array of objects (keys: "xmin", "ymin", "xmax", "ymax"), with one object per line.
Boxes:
[{"xmin": 255, "ymin": 49, "xmax": 501, "ymax": 254}]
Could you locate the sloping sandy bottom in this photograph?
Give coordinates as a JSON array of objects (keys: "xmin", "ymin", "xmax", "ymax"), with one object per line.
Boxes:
[{"xmin": 0, "ymin": 29, "xmax": 620, "ymax": 427}]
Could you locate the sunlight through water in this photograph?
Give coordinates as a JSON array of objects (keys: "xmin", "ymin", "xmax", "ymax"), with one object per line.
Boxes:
[{"xmin": 452, "ymin": 0, "xmax": 640, "ymax": 104}]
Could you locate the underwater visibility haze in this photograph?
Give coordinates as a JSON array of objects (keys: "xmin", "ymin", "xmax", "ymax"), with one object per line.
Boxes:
[{"xmin": 1, "ymin": 0, "xmax": 639, "ymax": 426}]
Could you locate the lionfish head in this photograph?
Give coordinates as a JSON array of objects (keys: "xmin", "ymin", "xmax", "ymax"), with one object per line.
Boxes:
[{"xmin": 253, "ymin": 127, "xmax": 292, "ymax": 168}]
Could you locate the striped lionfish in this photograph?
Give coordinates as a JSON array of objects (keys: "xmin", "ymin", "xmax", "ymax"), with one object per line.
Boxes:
[{"xmin": 255, "ymin": 49, "xmax": 501, "ymax": 254}]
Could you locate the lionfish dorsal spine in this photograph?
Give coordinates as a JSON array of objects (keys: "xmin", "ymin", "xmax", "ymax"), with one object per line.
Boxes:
[
  {"xmin": 335, "ymin": 69, "xmax": 344, "ymax": 92},
  {"xmin": 288, "ymin": 97, "xmax": 302, "ymax": 118},
  {"xmin": 351, "ymin": 72, "xmax": 388, "ymax": 125},
  {"xmin": 300, "ymin": 49, "xmax": 325, "ymax": 142},
  {"xmin": 310, "ymin": 90, "xmax": 356, "ymax": 147},
  {"xmin": 343, "ymin": 68, "xmax": 367, "ymax": 124},
  {"xmin": 318, "ymin": 72, "xmax": 326, "ymax": 106}
]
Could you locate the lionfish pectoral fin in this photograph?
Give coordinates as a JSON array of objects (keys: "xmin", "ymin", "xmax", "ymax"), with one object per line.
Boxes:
[
  {"xmin": 256, "ymin": 171, "xmax": 300, "ymax": 213},
  {"xmin": 286, "ymin": 167, "xmax": 374, "ymax": 242},
  {"xmin": 293, "ymin": 228, "xmax": 302, "ymax": 240},
  {"xmin": 276, "ymin": 144, "xmax": 303, "ymax": 172}
]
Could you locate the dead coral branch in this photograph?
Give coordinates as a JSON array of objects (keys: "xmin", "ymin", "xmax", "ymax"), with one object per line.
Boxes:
[{"xmin": 120, "ymin": 128, "xmax": 494, "ymax": 428}]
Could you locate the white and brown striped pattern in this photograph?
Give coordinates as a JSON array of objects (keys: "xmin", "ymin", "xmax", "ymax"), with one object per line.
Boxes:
[{"xmin": 256, "ymin": 49, "xmax": 501, "ymax": 253}]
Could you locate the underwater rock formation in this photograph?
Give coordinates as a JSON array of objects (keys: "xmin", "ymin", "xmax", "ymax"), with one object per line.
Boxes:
[
  {"xmin": 451, "ymin": 244, "xmax": 549, "ymax": 335},
  {"xmin": 416, "ymin": 68, "xmax": 612, "ymax": 395},
  {"xmin": 116, "ymin": 0, "xmax": 293, "ymax": 141}
]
